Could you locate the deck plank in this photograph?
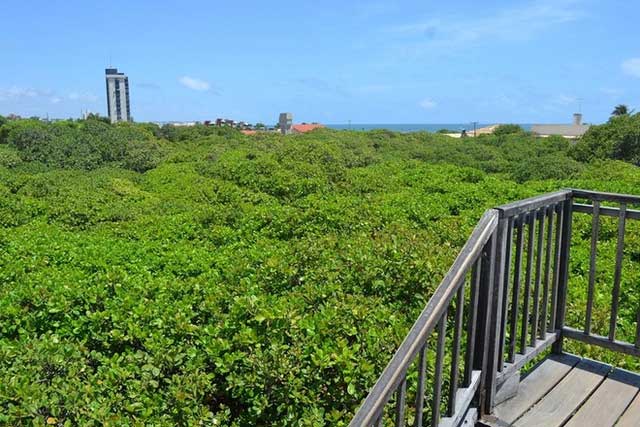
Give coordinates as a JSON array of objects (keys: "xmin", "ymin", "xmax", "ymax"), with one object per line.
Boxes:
[
  {"xmin": 514, "ymin": 358, "xmax": 611, "ymax": 427},
  {"xmin": 563, "ymin": 369, "xmax": 640, "ymax": 427},
  {"xmin": 616, "ymin": 391, "xmax": 640, "ymax": 427},
  {"xmin": 493, "ymin": 354, "xmax": 579, "ymax": 424}
]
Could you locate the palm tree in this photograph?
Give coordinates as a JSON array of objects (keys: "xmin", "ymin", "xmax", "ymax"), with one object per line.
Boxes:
[{"xmin": 612, "ymin": 104, "xmax": 630, "ymax": 117}]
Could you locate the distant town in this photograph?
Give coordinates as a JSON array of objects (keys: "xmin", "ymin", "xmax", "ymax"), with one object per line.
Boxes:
[{"xmin": 2, "ymin": 66, "xmax": 595, "ymax": 140}]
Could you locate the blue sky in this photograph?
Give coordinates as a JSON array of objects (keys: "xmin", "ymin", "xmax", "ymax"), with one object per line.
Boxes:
[{"xmin": 1, "ymin": 0, "xmax": 639, "ymax": 124}]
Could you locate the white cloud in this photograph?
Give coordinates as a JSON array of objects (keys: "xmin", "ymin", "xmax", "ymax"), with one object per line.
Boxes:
[
  {"xmin": 622, "ymin": 58, "xmax": 640, "ymax": 78},
  {"xmin": 68, "ymin": 92, "xmax": 98, "ymax": 102},
  {"xmin": 179, "ymin": 76, "xmax": 211, "ymax": 91},
  {"xmin": 419, "ymin": 98, "xmax": 437, "ymax": 109},
  {"xmin": 0, "ymin": 86, "xmax": 49, "ymax": 100},
  {"xmin": 50, "ymin": 97, "xmax": 62, "ymax": 104},
  {"xmin": 553, "ymin": 94, "xmax": 577, "ymax": 106},
  {"xmin": 387, "ymin": 0, "xmax": 584, "ymax": 49}
]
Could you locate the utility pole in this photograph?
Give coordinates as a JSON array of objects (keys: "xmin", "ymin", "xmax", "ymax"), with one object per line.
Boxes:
[
  {"xmin": 348, "ymin": 120, "xmax": 351, "ymax": 130},
  {"xmin": 473, "ymin": 121, "xmax": 478, "ymax": 137}
]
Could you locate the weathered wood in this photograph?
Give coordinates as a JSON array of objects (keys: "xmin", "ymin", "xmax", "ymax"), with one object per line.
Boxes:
[
  {"xmin": 493, "ymin": 354, "xmax": 579, "ymax": 425},
  {"xmin": 513, "ymin": 359, "xmax": 610, "ymax": 427},
  {"xmin": 563, "ymin": 368, "xmax": 640, "ymax": 427},
  {"xmin": 464, "ymin": 260, "xmax": 480, "ymax": 387},
  {"xmin": 531, "ymin": 210, "xmax": 545, "ymax": 346},
  {"xmin": 616, "ymin": 391, "xmax": 640, "ymax": 427},
  {"xmin": 563, "ymin": 327, "xmax": 640, "ymax": 357},
  {"xmin": 585, "ymin": 200, "xmax": 600, "ymax": 335},
  {"xmin": 395, "ymin": 378, "xmax": 406, "ymax": 427},
  {"xmin": 432, "ymin": 314, "xmax": 448, "ymax": 427},
  {"xmin": 459, "ymin": 408, "xmax": 477, "ymax": 427},
  {"xmin": 447, "ymin": 284, "xmax": 465, "ymax": 416},
  {"xmin": 439, "ymin": 371, "xmax": 481, "ymax": 427},
  {"xmin": 552, "ymin": 199, "xmax": 572, "ymax": 354},
  {"xmin": 540, "ymin": 207, "xmax": 554, "ymax": 338},
  {"xmin": 496, "ymin": 190, "xmax": 571, "ymax": 217},
  {"xmin": 520, "ymin": 213, "xmax": 535, "ymax": 354},
  {"xmin": 475, "ymin": 232, "xmax": 497, "ymax": 416},
  {"xmin": 413, "ymin": 344, "xmax": 427, "ymax": 427},
  {"xmin": 548, "ymin": 203, "xmax": 563, "ymax": 333},
  {"xmin": 496, "ymin": 332, "xmax": 558, "ymax": 386},
  {"xmin": 572, "ymin": 188, "xmax": 640, "ymax": 204},
  {"xmin": 573, "ymin": 202, "xmax": 640, "ymax": 220},
  {"xmin": 498, "ymin": 217, "xmax": 514, "ymax": 372},
  {"xmin": 508, "ymin": 215, "xmax": 525, "ymax": 363},
  {"xmin": 485, "ymin": 219, "xmax": 508, "ymax": 413},
  {"xmin": 609, "ymin": 203, "xmax": 627, "ymax": 341}
]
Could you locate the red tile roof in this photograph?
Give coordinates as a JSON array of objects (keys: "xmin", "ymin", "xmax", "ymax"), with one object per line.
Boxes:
[
  {"xmin": 291, "ymin": 123, "xmax": 325, "ymax": 133},
  {"xmin": 241, "ymin": 130, "xmax": 258, "ymax": 135}
]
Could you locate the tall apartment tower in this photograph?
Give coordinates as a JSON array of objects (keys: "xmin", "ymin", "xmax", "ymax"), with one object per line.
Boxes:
[
  {"xmin": 279, "ymin": 112, "xmax": 292, "ymax": 135},
  {"xmin": 105, "ymin": 68, "xmax": 131, "ymax": 123}
]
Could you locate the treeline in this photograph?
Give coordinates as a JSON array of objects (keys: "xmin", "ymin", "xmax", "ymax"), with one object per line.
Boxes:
[
  {"xmin": 1, "ymin": 113, "xmax": 639, "ymax": 179},
  {"xmin": 0, "ymin": 116, "xmax": 240, "ymax": 172}
]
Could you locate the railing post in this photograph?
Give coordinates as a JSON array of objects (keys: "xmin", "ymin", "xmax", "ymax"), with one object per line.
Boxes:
[
  {"xmin": 486, "ymin": 217, "xmax": 508, "ymax": 414},
  {"xmin": 552, "ymin": 197, "xmax": 573, "ymax": 354},
  {"xmin": 473, "ymin": 213, "xmax": 502, "ymax": 416}
]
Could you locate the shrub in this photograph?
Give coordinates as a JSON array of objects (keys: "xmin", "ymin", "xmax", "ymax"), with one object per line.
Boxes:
[
  {"xmin": 493, "ymin": 124, "xmax": 525, "ymax": 136},
  {"xmin": 511, "ymin": 153, "xmax": 584, "ymax": 183},
  {"xmin": 0, "ymin": 145, "xmax": 22, "ymax": 168},
  {"xmin": 571, "ymin": 114, "xmax": 640, "ymax": 164}
]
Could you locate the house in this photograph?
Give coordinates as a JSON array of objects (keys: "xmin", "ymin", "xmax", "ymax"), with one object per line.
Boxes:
[
  {"xmin": 531, "ymin": 114, "xmax": 591, "ymax": 139},
  {"xmin": 291, "ymin": 123, "xmax": 325, "ymax": 134}
]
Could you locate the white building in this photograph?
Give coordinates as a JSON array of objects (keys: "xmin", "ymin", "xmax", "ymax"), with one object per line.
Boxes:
[{"xmin": 105, "ymin": 68, "xmax": 131, "ymax": 123}]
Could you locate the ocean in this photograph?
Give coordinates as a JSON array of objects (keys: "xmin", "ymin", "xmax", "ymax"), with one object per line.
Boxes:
[{"xmin": 326, "ymin": 124, "xmax": 533, "ymax": 132}]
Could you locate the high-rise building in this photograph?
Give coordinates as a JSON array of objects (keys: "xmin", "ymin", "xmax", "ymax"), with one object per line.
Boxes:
[
  {"xmin": 279, "ymin": 112, "xmax": 292, "ymax": 135},
  {"xmin": 105, "ymin": 68, "xmax": 131, "ymax": 123}
]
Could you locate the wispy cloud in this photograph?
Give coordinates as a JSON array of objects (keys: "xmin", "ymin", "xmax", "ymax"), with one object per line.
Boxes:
[
  {"xmin": 387, "ymin": 0, "xmax": 584, "ymax": 50},
  {"xmin": 0, "ymin": 86, "xmax": 51, "ymax": 101},
  {"xmin": 0, "ymin": 86, "xmax": 99, "ymax": 107},
  {"xmin": 552, "ymin": 94, "xmax": 578, "ymax": 106},
  {"xmin": 179, "ymin": 76, "xmax": 211, "ymax": 91},
  {"xmin": 419, "ymin": 98, "xmax": 437, "ymax": 110},
  {"xmin": 68, "ymin": 92, "xmax": 98, "ymax": 102},
  {"xmin": 622, "ymin": 58, "xmax": 640, "ymax": 78}
]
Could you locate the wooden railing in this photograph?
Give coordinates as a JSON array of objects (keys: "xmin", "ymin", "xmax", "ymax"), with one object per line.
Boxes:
[{"xmin": 349, "ymin": 189, "xmax": 639, "ymax": 427}]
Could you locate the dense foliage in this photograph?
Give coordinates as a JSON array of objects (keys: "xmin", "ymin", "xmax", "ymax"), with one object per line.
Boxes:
[
  {"xmin": 571, "ymin": 113, "xmax": 640, "ymax": 165},
  {"xmin": 1, "ymin": 119, "xmax": 640, "ymax": 426}
]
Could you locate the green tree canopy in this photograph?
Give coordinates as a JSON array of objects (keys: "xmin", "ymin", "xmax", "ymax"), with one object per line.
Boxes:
[
  {"xmin": 612, "ymin": 104, "xmax": 631, "ymax": 117},
  {"xmin": 571, "ymin": 113, "xmax": 640, "ymax": 164}
]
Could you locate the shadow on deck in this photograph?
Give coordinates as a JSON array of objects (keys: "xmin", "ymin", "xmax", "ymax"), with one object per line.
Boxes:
[{"xmin": 484, "ymin": 353, "xmax": 640, "ymax": 427}]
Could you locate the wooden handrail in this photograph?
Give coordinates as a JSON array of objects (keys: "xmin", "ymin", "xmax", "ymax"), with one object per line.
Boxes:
[{"xmin": 349, "ymin": 189, "xmax": 640, "ymax": 427}]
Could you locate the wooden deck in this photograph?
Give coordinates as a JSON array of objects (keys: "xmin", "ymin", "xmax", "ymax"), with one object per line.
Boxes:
[{"xmin": 483, "ymin": 353, "xmax": 640, "ymax": 427}]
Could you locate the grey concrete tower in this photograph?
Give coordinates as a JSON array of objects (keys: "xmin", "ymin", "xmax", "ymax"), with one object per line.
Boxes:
[
  {"xmin": 105, "ymin": 68, "xmax": 131, "ymax": 123},
  {"xmin": 279, "ymin": 112, "xmax": 293, "ymax": 135}
]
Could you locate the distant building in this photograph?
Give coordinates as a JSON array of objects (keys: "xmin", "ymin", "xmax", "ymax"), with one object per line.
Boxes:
[
  {"xmin": 292, "ymin": 123, "xmax": 325, "ymax": 133},
  {"xmin": 531, "ymin": 113, "xmax": 590, "ymax": 139},
  {"xmin": 105, "ymin": 68, "xmax": 131, "ymax": 123},
  {"xmin": 279, "ymin": 113, "xmax": 293, "ymax": 135}
]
